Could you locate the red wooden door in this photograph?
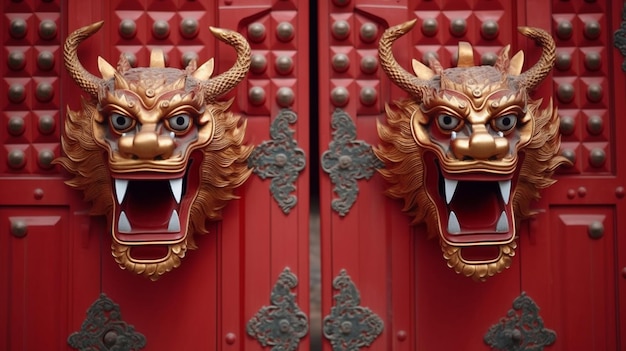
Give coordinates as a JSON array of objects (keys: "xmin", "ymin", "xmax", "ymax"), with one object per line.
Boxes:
[
  {"xmin": 317, "ymin": 0, "xmax": 626, "ymax": 350},
  {"xmin": 1, "ymin": 0, "xmax": 310, "ymax": 350},
  {"xmin": 2, "ymin": 0, "xmax": 626, "ymax": 350}
]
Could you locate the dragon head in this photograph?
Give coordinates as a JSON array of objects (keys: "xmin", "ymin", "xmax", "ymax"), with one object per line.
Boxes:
[
  {"xmin": 55, "ymin": 22, "xmax": 253, "ymax": 280},
  {"xmin": 375, "ymin": 20, "xmax": 570, "ymax": 281}
]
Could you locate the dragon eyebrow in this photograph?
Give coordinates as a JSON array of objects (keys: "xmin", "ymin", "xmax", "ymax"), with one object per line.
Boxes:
[{"xmin": 486, "ymin": 92, "xmax": 525, "ymax": 115}]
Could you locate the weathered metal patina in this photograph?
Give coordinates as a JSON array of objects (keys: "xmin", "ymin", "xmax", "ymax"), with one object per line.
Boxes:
[
  {"xmin": 56, "ymin": 22, "xmax": 252, "ymax": 280},
  {"xmin": 375, "ymin": 20, "xmax": 569, "ymax": 280}
]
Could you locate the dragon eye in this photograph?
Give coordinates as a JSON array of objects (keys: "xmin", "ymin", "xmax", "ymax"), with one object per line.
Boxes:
[
  {"xmin": 110, "ymin": 113, "xmax": 134, "ymax": 132},
  {"xmin": 167, "ymin": 114, "xmax": 192, "ymax": 132},
  {"xmin": 437, "ymin": 114, "xmax": 461, "ymax": 131},
  {"xmin": 493, "ymin": 114, "xmax": 517, "ymax": 132}
]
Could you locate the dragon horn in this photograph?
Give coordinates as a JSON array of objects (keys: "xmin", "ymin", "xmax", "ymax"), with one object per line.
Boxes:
[
  {"xmin": 378, "ymin": 19, "xmax": 431, "ymax": 101},
  {"xmin": 515, "ymin": 27, "xmax": 556, "ymax": 91},
  {"xmin": 64, "ymin": 21, "xmax": 106, "ymax": 98},
  {"xmin": 203, "ymin": 27, "xmax": 251, "ymax": 102}
]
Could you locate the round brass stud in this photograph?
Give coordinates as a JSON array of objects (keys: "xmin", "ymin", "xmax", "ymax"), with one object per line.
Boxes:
[
  {"xmin": 555, "ymin": 52, "xmax": 572, "ymax": 71},
  {"xmin": 397, "ymin": 331, "xmax": 407, "ymax": 342},
  {"xmin": 38, "ymin": 149, "xmax": 54, "ymax": 169},
  {"xmin": 8, "ymin": 116, "xmax": 25, "ymax": 136},
  {"xmin": 586, "ymin": 83, "xmax": 602, "ymax": 103},
  {"xmin": 331, "ymin": 86, "xmax": 349, "ymax": 107},
  {"xmin": 103, "ymin": 331, "xmax": 118, "ymax": 348},
  {"xmin": 275, "ymin": 55, "xmax": 293, "ymax": 75},
  {"xmin": 583, "ymin": 20, "xmax": 601, "ymax": 40},
  {"xmin": 34, "ymin": 188, "xmax": 44, "ymax": 200},
  {"xmin": 181, "ymin": 52, "xmax": 198, "ymax": 68},
  {"xmin": 481, "ymin": 20, "xmax": 499, "ymax": 40},
  {"xmin": 248, "ymin": 22, "xmax": 266, "ymax": 42},
  {"xmin": 248, "ymin": 86, "xmax": 265, "ymax": 106},
  {"xmin": 360, "ymin": 55, "xmax": 377, "ymax": 74},
  {"xmin": 359, "ymin": 86, "xmax": 377, "ymax": 106},
  {"xmin": 360, "ymin": 22, "xmax": 378, "ymax": 43},
  {"xmin": 250, "ymin": 54, "xmax": 267, "ymax": 74},
  {"xmin": 332, "ymin": 53, "xmax": 350, "ymax": 72},
  {"xmin": 35, "ymin": 82, "xmax": 54, "ymax": 102},
  {"xmin": 557, "ymin": 83, "xmax": 575, "ymax": 103},
  {"xmin": 450, "ymin": 18, "xmax": 467, "ymax": 37},
  {"xmin": 616, "ymin": 186, "xmax": 625, "ymax": 199},
  {"xmin": 276, "ymin": 22, "xmax": 294, "ymax": 42},
  {"xmin": 584, "ymin": 51, "xmax": 601, "ymax": 71},
  {"xmin": 152, "ymin": 20, "xmax": 170, "ymax": 40},
  {"xmin": 225, "ymin": 333, "xmax": 236, "ymax": 345},
  {"xmin": 556, "ymin": 20, "xmax": 573, "ymax": 40},
  {"xmin": 561, "ymin": 148, "xmax": 576, "ymax": 165},
  {"xmin": 11, "ymin": 219, "xmax": 28, "ymax": 238},
  {"xmin": 276, "ymin": 87, "xmax": 294, "ymax": 107},
  {"xmin": 8, "ymin": 51, "xmax": 26, "ymax": 71},
  {"xmin": 38, "ymin": 115, "xmax": 55, "ymax": 134},
  {"xmin": 481, "ymin": 52, "xmax": 497, "ymax": 66},
  {"xmin": 8, "ymin": 84, "xmax": 26, "ymax": 104},
  {"xmin": 180, "ymin": 18, "xmax": 199, "ymax": 39},
  {"xmin": 588, "ymin": 148, "xmax": 605, "ymax": 168},
  {"xmin": 122, "ymin": 52, "xmax": 137, "ymax": 67},
  {"xmin": 38, "ymin": 19, "xmax": 57, "ymax": 40},
  {"xmin": 332, "ymin": 20, "xmax": 350, "ymax": 40},
  {"xmin": 579, "ymin": 186, "xmax": 587, "ymax": 197},
  {"xmin": 7, "ymin": 149, "xmax": 26, "ymax": 169},
  {"xmin": 586, "ymin": 115, "xmax": 603, "ymax": 135},
  {"xmin": 588, "ymin": 221, "xmax": 604, "ymax": 239},
  {"xmin": 10, "ymin": 18, "xmax": 28, "ymax": 39},
  {"xmin": 37, "ymin": 50, "xmax": 55, "ymax": 71},
  {"xmin": 119, "ymin": 19, "xmax": 137, "ymax": 39},
  {"xmin": 422, "ymin": 18, "xmax": 438, "ymax": 37},
  {"xmin": 559, "ymin": 115, "xmax": 575, "ymax": 135}
]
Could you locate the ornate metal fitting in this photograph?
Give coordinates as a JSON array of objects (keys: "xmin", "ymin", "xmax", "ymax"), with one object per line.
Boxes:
[
  {"xmin": 323, "ymin": 270, "xmax": 384, "ymax": 351},
  {"xmin": 68, "ymin": 294, "xmax": 146, "ymax": 351},
  {"xmin": 248, "ymin": 109, "xmax": 306, "ymax": 214},
  {"xmin": 614, "ymin": 3, "xmax": 626, "ymax": 71},
  {"xmin": 247, "ymin": 268, "xmax": 309, "ymax": 351},
  {"xmin": 56, "ymin": 22, "xmax": 252, "ymax": 280},
  {"xmin": 484, "ymin": 292, "xmax": 556, "ymax": 351},
  {"xmin": 321, "ymin": 109, "xmax": 383, "ymax": 216}
]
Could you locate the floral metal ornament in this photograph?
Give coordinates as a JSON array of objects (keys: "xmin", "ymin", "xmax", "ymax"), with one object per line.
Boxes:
[
  {"xmin": 323, "ymin": 269, "xmax": 384, "ymax": 351},
  {"xmin": 321, "ymin": 109, "xmax": 384, "ymax": 216},
  {"xmin": 614, "ymin": 3, "xmax": 626, "ymax": 71},
  {"xmin": 55, "ymin": 21, "xmax": 253, "ymax": 280},
  {"xmin": 375, "ymin": 20, "xmax": 570, "ymax": 281},
  {"xmin": 247, "ymin": 268, "xmax": 308, "ymax": 351},
  {"xmin": 484, "ymin": 292, "xmax": 556, "ymax": 350},
  {"xmin": 248, "ymin": 109, "xmax": 306, "ymax": 214},
  {"xmin": 68, "ymin": 294, "xmax": 146, "ymax": 351}
]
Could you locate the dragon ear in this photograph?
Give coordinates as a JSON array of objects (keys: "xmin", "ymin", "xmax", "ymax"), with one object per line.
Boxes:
[
  {"xmin": 412, "ymin": 59, "xmax": 435, "ymax": 79},
  {"xmin": 98, "ymin": 56, "xmax": 117, "ymax": 79},
  {"xmin": 508, "ymin": 50, "xmax": 524, "ymax": 76},
  {"xmin": 192, "ymin": 58, "xmax": 214, "ymax": 81}
]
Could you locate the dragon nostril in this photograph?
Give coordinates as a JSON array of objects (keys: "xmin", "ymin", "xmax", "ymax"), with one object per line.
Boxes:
[
  {"xmin": 463, "ymin": 156, "xmax": 474, "ymax": 161},
  {"xmin": 154, "ymin": 155, "xmax": 164, "ymax": 161},
  {"xmin": 131, "ymin": 154, "xmax": 139, "ymax": 160}
]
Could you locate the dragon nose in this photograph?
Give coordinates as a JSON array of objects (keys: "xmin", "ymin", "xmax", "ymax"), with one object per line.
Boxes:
[
  {"xmin": 119, "ymin": 129, "xmax": 175, "ymax": 160},
  {"xmin": 451, "ymin": 125, "xmax": 509, "ymax": 161}
]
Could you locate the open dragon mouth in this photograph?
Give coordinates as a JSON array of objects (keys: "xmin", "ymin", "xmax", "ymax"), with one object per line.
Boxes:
[
  {"xmin": 423, "ymin": 153, "xmax": 517, "ymax": 260},
  {"xmin": 110, "ymin": 154, "xmax": 201, "ymax": 260}
]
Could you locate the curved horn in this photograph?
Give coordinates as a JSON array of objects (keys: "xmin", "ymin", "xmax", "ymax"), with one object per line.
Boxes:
[
  {"xmin": 203, "ymin": 27, "xmax": 251, "ymax": 102},
  {"xmin": 378, "ymin": 19, "xmax": 431, "ymax": 101},
  {"xmin": 64, "ymin": 21, "xmax": 106, "ymax": 98},
  {"xmin": 516, "ymin": 27, "xmax": 556, "ymax": 91}
]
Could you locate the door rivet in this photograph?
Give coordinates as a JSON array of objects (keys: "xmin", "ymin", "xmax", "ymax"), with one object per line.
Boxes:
[
  {"xmin": 11, "ymin": 219, "xmax": 28, "ymax": 238},
  {"xmin": 588, "ymin": 221, "xmax": 604, "ymax": 239},
  {"xmin": 616, "ymin": 186, "xmax": 624, "ymax": 199},
  {"xmin": 225, "ymin": 332, "xmax": 236, "ymax": 344}
]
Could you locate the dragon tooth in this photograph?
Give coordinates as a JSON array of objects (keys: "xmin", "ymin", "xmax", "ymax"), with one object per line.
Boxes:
[
  {"xmin": 118, "ymin": 211, "xmax": 132, "ymax": 233},
  {"xmin": 448, "ymin": 211, "xmax": 461, "ymax": 234},
  {"xmin": 499, "ymin": 180, "xmax": 511, "ymax": 205},
  {"xmin": 169, "ymin": 178, "xmax": 183, "ymax": 204},
  {"xmin": 444, "ymin": 178, "xmax": 458, "ymax": 205},
  {"xmin": 496, "ymin": 211, "xmax": 509, "ymax": 232},
  {"xmin": 451, "ymin": 131, "xmax": 457, "ymax": 140},
  {"xmin": 167, "ymin": 210, "xmax": 181, "ymax": 232},
  {"xmin": 115, "ymin": 179, "xmax": 129, "ymax": 204}
]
